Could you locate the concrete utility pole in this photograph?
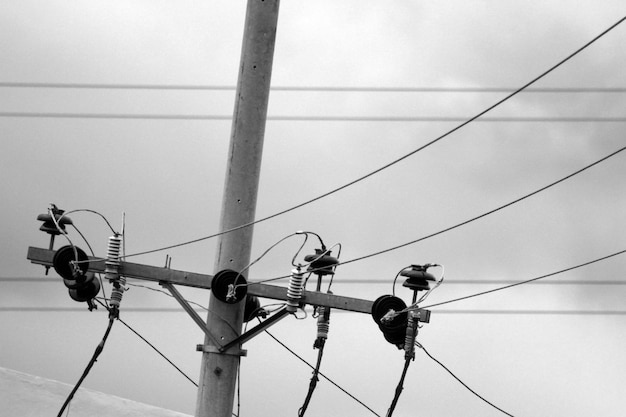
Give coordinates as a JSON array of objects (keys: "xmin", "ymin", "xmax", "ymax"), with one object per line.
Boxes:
[{"xmin": 196, "ymin": 1, "xmax": 280, "ymax": 417}]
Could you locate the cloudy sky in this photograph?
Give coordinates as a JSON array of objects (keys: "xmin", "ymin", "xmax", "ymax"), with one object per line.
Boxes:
[{"xmin": 1, "ymin": 1, "xmax": 625, "ymax": 416}]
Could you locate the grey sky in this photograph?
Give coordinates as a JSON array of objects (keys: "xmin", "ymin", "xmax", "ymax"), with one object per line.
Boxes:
[{"xmin": 1, "ymin": 1, "xmax": 625, "ymax": 416}]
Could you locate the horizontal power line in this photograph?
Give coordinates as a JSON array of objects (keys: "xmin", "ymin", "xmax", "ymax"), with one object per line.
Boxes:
[
  {"xmin": 1, "ymin": 82, "xmax": 625, "ymax": 93},
  {"xmin": 3, "ymin": 277, "xmax": 625, "ymax": 286},
  {"xmin": 1, "ymin": 112, "xmax": 624, "ymax": 122},
  {"xmin": 1, "ymin": 307, "xmax": 625, "ymax": 315}
]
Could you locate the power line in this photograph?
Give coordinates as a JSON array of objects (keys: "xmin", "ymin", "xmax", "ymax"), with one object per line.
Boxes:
[
  {"xmin": 43, "ymin": 14, "xmax": 626, "ymax": 261},
  {"xmin": 1, "ymin": 82, "xmax": 625, "ymax": 93},
  {"xmin": 264, "ymin": 329, "xmax": 382, "ymax": 417},
  {"xmin": 339, "ymin": 145, "xmax": 626, "ymax": 267},
  {"xmin": 117, "ymin": 316, "xmax": 198, "ymax": 387},
  {"xmin": 418, "ymin": 343, "xmax": 515, "ymax": 417},
  {"xmin": 422, "ymin": 249, "xmax": 626, "ymax": 309},
  {"xmin": 3, "ymin": 307, "xmax": 626, "ymax": 315},
  {"xmin": 1, "ymin": 112, "xmax": 624, "ymax": 122},
  {"xmin": 56, "ymin": 316, "xmax": 115, "ymax": 417},
  {"xmin": 5, "ymin": 277, "xmax": 625, "ymax": 285}
]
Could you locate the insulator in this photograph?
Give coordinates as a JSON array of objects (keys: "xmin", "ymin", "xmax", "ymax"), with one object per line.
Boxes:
[
  {"xmin": 316, "ymin": 306, "xmax": 331, "ymax": 342},
  {"xmin": 53, "ymin": 245, "xmax": 89, "ymax": 282},
  {"xmin": 304, "ymin": 249, "xmax": 339, "ymax": 276},
  {"xmin": 105, "ymin": 234, "xmax": 122, "ymax": 282},
  {"xmin": 37, "ymin": 209, "xmax": 73, "ymax": 236},
  {"xmin": 211, "ymin": 270, "xmax": 248, "ymax": 304},
  {"xmin": 371, "ymin": 295, "xmax": 408, "ymax": 349},
  {"xmin": 244, "ymin": 295, "xmax": 262, "ymax": 322},
  {"xmin": 286, "ymin": 268, "xmax": 305, "ymax": 313},
  {"xmin": 68, "ymin": 273, "xmax": 101, "ymax": 303},
  {"xmin": 401, "ymin": 265, "xmax": 436, "ymax": 292},
  {"xmin": 109, "ymin": 275, "xmax": 127, "ymax": 309}
]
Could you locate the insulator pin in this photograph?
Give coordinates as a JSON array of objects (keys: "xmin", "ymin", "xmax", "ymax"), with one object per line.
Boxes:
[{"xmin": 286, "ymin": 268, "xmax": 305, "ymax": 313}]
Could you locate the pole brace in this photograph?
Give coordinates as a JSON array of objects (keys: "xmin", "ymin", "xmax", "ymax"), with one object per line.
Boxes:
[{"xmin": 196, "ymin": 344, "xmax": 248, "ymax": 357}]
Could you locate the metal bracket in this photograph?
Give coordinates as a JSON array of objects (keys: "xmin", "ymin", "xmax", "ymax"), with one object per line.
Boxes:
[
  {"xmin": 159, "ymin": 281, "xmax": 223, "ymax": 348},
  {"xmin": 196, "ymin": 345, "xmax": 247, "ymax": 357},
  {"xmin": 218, "ymin": 307, "xmax": 289, "ymax": 353},
  {"xmin": 416, "ymin": 308, "xmax": 431, "ymax": 323}
]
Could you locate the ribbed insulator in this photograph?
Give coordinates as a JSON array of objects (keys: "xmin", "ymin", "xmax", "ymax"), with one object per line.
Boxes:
[
  {"xmin": 286, "ymin": 269, "xmax": 305, "ymax": 313},
  {"xmin": 316, "ymin": 308, "xmax": 330, "ymax": 340},
  {"xmin": 105, "ymin": 234, "xmax": 122, "ymax": 281},
  {"xmin": 109, "ymin": 276, "xmax": 127, "ymax": 308}
]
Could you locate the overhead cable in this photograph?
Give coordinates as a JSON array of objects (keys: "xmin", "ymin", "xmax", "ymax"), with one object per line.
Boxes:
[
  {"xmin": 1, "ymin": 112, "xmax": 625, "ymax": 122},
  {"xmin": 4, "ymin": 307, "xmax": 626, "ymax": 315},
  {"xmin": 264, "ymin": 329, "xmax": 382, "ymax": 417},
  {"xmin": 110, "ymin": 14, "xmax": 626, "ymax": 260},
  {"xmin": 1, "ymin": 82, "xmax": 625, "ymax": 93},
  {"xmin": 56, "ymin": 317, "xmax": 115, "ymax": 417},
  {"xmin": 418, "ymin": 342, "xmax": 515, "ymax": 417},
  {"xmin": 340, "ymin": 145, "xmax": 626, "ymax": 267},
  {"xmin": 422, "ymin": 248, "xmax": 626, "ymax": 309},
  {"xmin": 116, "ymin": 316, "xmax": 198, "ymax": 387},
  {"xmin": 5, "ymin": 277, "xmax": 626, "ymax": 286}
]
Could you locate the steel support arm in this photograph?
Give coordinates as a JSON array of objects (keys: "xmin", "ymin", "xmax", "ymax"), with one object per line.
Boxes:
[{"xmin": 27, "ymin": 246, "xmax": 374, "ymax": 313}]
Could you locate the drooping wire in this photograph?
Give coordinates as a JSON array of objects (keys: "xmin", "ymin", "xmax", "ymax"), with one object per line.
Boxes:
[
  {"xmin": 3, "ymin": 81, "xmax": 626, "ymax": 93},
  {"xmin": 92, "ymin": 298, "xmax": 199, "ymax": 388},
  {"xmin": 116, "ymin": 316, "xmax": 198, "ymax": 388},
  {"xmin": 233, "ymin": 231, "xmax": 308, "ymax": 290},
  {"xmin": 298, "ymin": 344, "xmax": 325, "ymax": 416},
  {"xmin": 117, "ymin": 15, "xmax": 626, "ymax": 260},
  {"xmin": 421, "ymin": 248, "xmax": 626, "ymax": 309},
  {"xmin": 125, "ymin": 282, "xmax": 209, "ymax": 312},
  {"xmin": 298, "ymin": 302, "xmax": 332, "ymax": 416},
  {"xmin": 339, "ymin": 145, "xmax": 626, "ymax": 268},
  {"xmin": 264, "ymin": 329, "xmax": 382, "ymax": 417},
  {"xmin": 222, "ymin": 143, "xmax": 626, "ymax": 287},
  {"xmin": 417, "ymin": 342, "xmax": 515, "ymax": 417},
  {"xmin": 385, "ymin": 357, "xmax": 412, "ymax": 417},
  {"xmin": 56, "ymin": 316, "xmax": 115, "ymax": 417},
  {"xmin": 48, "ymin": 206, "xmax": 79, "ymax": 261},
  {"xmin": 415, "ymin": 265, "xmax": 445, "ymax": 306},
  {"xmin": 58, "ymin": 209, "xmax": 117, "ymax": 235}
]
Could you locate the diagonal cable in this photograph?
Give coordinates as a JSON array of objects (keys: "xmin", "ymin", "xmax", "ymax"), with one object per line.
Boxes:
[{"xmin": 120, "ymin": 15, "xmax": 626, "ymax": 259}]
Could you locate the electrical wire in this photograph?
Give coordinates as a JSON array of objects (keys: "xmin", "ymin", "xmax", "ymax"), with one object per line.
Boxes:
[
  {"xmin": 56, "ymin": 316, "xmax": 115, "ymax": 417},
  {"xmin": 2, "ymin": 82, "xmax": 625, "ymax": 93},
  {"xmin": 6, "ymin": 277, "xmax": 626, "ymax": 286},
  {"xmin": 55, "ymin": 134, "xmax": 621, "ymax": 277},
  {"xmin": 385, "ymin": 358, "xmax": 412, "ymax": 417},
  {"xmin": 125, "ymin": 282, "xmax": 209, "ymax": 312},
  {"xmin": 232, "ymin": 231, "xmax": 308, "ymax": 291},
  {"xmin": 264, "ymin": 330, "xmax": 382, "ymax": 417},
  {"xmin": 112, "ymin": 15, "xmax": 625, "ymax": 260},
  {"xmin": 116, "ymin": 316, "xmax": 198, "ymax": 387},
  {"xmin": 417, "ymin": 342, "xmax": 515, "ymax": 417},
  {"xmin": 247, "ymin": 141, "xmax": 624, "ymax": 286},
  {"xmin": 4, "ymin": 307, "xmax": 626, "ymax": 315},
  {"xmin": 422, "ymin": 248, "xmax": 626, "ymax": 309},
  {"xmin": 298, "ymin": 346, "xmax": 325, "ymax": 417},
  {"xmin": 2, "ymin": 112, "xmax": 625, "ymax": 122},
  {"xmin": 59, "ymin": 209, "xmax": 118, "ymax": 235},
  {"xmin": 340, "ymin": 145, "xmax": 626, "ymax": 267}
]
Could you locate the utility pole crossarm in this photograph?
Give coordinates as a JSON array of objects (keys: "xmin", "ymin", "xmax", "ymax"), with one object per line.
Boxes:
[
  {"xmin": 27, "ymin": 246, "xmax": 210, "ymax": 289},
  {"xmin": 27, "ymin": 246, "xmax": 374, "ymax": 313}
]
